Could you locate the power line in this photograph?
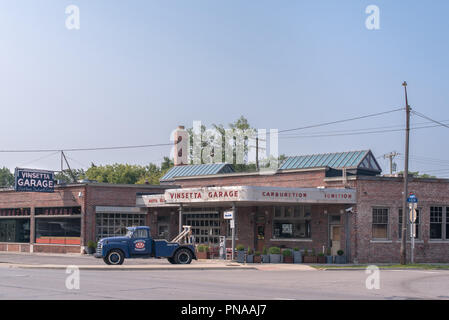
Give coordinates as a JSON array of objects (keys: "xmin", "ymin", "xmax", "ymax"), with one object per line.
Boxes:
[
  {"xmin": 0, "ymin": 142, "xmax": 173, "ymax": 153},
  {"xmin": 411, "ymin": 110, "xmax": 449, "ymax": 130},
  {"xmin": 278, "ymin": 107, "xmax": 404, "ymax": 134}
]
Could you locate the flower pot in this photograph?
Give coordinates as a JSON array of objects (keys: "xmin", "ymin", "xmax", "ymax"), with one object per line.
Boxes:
[
  {"xmin": 253, "ymin": 255, "xmax": 261, "ymax": 263},
  {"xmin": 326, "ymin": 256, "xmax": 334, "ymax": 264},
  {"xmin": 335, "ymin": 255, "xmax": 347, "ymax": 264},
  {"xmin": 303, "ymin": 255, "xmax": 318, "ymax": 263},
  {"xmin": 317, "ymin": 255, "xmax": 326, "ymax": 263},
  {"xmin": 293, "ymin": 251, "xmax": 302, "ymax": 264},
  {"xmin": 269, "ymin": 254, "xmax": 281, "ymax": 263},
  {"xmin": 246, "ymin": 254, "xmax": 254, "ymax": 263},
  {"xmin": 283, "ymin": 255, "xmax": 293, "ymax": 263},
  {"xmin": 236, "ymin": 251, "xmax": 246, "ymax": 263},
  {"xmin": 262, "ymin": 254, "xmax": 270, "ymax": 263},
  {"xmin": 87, "ymin": 247, "xmax": 96, "ymax": 254}
]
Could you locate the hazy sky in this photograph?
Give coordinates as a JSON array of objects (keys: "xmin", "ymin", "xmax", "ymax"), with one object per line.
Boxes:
[{"xmin": 1, "ymin": 1, "xmax": 448, "ymax": 177}]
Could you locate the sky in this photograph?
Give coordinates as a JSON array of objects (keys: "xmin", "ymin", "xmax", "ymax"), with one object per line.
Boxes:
[{"xmin": 0, "ymin": 0, "xmax": 448, "ymax": 177}]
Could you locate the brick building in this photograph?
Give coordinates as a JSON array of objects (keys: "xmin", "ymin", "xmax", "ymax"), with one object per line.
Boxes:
[
  {"xmin": 1, "ymin": 149, "xmax": 448, "ymax": 263},
  {"xmin": 0, "ymin": 183, "xmax": 169, "ymax": 253},
  {"xmin": 138, "ymin": 150, "xmax": 449, "ymax": 263}
]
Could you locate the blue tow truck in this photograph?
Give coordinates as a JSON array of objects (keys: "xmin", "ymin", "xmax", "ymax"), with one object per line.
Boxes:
[{"xmin": 95, "ymin": 225, "xmax": 197, "ymax": 265}]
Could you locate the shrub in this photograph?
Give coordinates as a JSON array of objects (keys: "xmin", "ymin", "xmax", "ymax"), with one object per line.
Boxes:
[
  {"xmin": 268, "ymin": 247, "xmax": 281, "ymax": 254},
  {"xmin": 311, "ymin": 248, "xmax": 316, "ymax": 256},
  {"xmin": 247, "ymin": 247, "xmax": 254, "ymax": 255},
  {"xmin": 87, "ymin": 240, "xmax": 96, "ymax": 249},
  {"xmin": 317, "ymin": 253, "xmax": 325, "ymax": 257},
  {"xmin": 254, "ymin": 251, "xmax": 261, "ymax": 256},
  {"xmin": 282, "ymin": 249, "xmax": 292, "ymax": 257},
  {"xmin": 293, "ymin": 247, "xmax": 299, "ymax": 251},
  {"xmin": 197, "ymin": 245, "xmax": 208, "ymax": 252},
  {"xmin": 262, "ymin": 247, "xmax": 268, "ymax": 255},
  {"xmin": 337, "ymin": 250, "xmax": 344, "ymax": 256},
  {"xmin": 303, "ymin": 249, "xmax": 308, "ymax": 256},
  {"xmin": 236, "ymin": 244, "xmax": 245, "ymax": 251},
  {"xmin": 326, "ymin": 248, "xmax": 332, "ymax": 256}
]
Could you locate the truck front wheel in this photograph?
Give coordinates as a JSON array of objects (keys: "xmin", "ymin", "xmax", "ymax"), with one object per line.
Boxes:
[
  {"xmin": 174, "ymin": 248, "xmax": 193, "ymax": 264},
  {"xmin": 106, "ymin": 250, "xmax": 124, "ymax": 265}
]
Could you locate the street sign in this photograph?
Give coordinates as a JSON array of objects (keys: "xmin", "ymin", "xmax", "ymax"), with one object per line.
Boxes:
[
  {"xmin": 224, "ymin": 210, "xmax": 234, "ymax": 220},
  {"xmin": 409, "ymin": 207, "xmax": 417, "ymax": 223},
  {"xmin": 407, "ymin": 193, "xmax": 418, "ymax": 203}
]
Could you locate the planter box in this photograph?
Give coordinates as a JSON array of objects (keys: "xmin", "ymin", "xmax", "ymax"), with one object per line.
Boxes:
[
  {"xmin": 283, "ymin": 255, "xmax": 293, "ymax": 263},
  {"xmin": 269, "ymin": 254, "xmax": 281, "ymax": 263},
  {"xmin": 317, "ymin": 255, "xmax": 326, "ymax": 263},
  {"xmin": 236, "ymin": 251, "xmax": 246, "ymax": 263},
  {"xmin": 335, "ymin": 255, "xmax": 347, "ymax": 264},
  {"xmin": 303, "ymin": 255, "xmax": 318, "ymax": 263},
  {"xmin": 262, "ymin": 255, "xmax": 270, "ymax": 263},
  {"xmin": 246, "ymin": 254, "xmax": 254, "ymax": 263},
  {"xmin": 293, "ymin": 251, "xmax": 302, "ymax": 264},
  {"xmin": 253, "ymin": 255, "xmax": 261, "ymax": 263},
  {"xmin": 326, "ymin": 256, "xmax": 334, "ymax": 264},
  {"xmin": 87, "ymin": 247, "xmax": 95, "ymax": 254},
  {"xmin": 196, "ymin": 251, "xmax": 208, "ymax": 259}
]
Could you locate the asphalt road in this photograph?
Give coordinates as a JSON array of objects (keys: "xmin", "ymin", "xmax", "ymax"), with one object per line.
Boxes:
[{"xmin": 1, "ymin": 265, "xmax": 449, "ymax": 300}]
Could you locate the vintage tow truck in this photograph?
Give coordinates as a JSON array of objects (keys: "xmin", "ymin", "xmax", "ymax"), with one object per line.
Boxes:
[{"xmin": 94, "ymin": 225, "xmax": 196, "ymax": 265}]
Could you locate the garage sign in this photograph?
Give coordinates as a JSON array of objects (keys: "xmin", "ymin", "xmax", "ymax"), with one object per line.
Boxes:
[{"xmin": 14, "ymin": 168, "xmax": 55, "ymax": 193}]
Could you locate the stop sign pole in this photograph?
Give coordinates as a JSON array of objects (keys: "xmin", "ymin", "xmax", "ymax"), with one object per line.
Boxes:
[{"xmin": 408, "ymin": 193, "xmax": 418, "ymax": 264}]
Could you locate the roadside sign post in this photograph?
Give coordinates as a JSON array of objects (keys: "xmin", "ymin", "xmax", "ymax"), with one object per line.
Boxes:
[
  {"xmin": 231, "ymin": 203, "xmax": 236, "ymax": 261},
  {"xmin": 407, "ymin": 193, "xmax": 418, "ymax": 264}
]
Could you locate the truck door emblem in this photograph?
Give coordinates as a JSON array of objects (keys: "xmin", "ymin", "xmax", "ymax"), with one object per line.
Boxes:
[{"xmin": 135, "ymin": 241, "xmax": 145, "ymax": 250}]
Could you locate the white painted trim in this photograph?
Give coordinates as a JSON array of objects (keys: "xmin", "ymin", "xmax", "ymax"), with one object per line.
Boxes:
[{"xmin": 269, "ymin": 238, "xmax": 313, "ymax": 242}]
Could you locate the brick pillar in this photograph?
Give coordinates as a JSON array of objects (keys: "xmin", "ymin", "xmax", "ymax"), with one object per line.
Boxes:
[{"xmin": 30, "ymin": 207, "xmax": 35, "ymax": 244}]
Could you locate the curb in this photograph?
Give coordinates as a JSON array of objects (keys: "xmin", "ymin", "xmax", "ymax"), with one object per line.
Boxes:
[{"xmin": 1, "ymin": 263, "xmax": 257, "ymax": 271}]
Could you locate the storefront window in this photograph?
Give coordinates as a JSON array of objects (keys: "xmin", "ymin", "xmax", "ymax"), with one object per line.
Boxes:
[
  {"xmin": 272, "ymin": 206, "xmax": 311, "ymax": 239},
  {"xmin": 96, "ymin": 213, "xmax": 146, "ymax": 241},
  {"xmin": 0, "ymin": 219, "xmax": 30, "ymax": 243}
]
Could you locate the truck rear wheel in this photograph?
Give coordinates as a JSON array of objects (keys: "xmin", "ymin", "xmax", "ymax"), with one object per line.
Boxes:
[
  {"xmin": 174, "ymin": 248, "xmax": 193, "ymax": 264},
  {"xmin": 106, "ymin": 249, "xmax": 124, "ymax": 265}
]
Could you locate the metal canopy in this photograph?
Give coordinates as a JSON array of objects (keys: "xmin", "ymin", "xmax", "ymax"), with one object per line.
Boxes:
[
  {"xmin": 279, "ymin": 150, "xmax": 382, "ymax": 173},
  {"xmin": 161, "ymin": 163, "xmax": 235, "ymax": 181}
]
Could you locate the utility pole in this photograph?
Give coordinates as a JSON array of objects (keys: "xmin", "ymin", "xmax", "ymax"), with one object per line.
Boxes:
[
  {"xmin": 383, "ymin": 151, "xmax": 399, "ymax": 175},
  {"xmin": 255, "ymin": 137, "xmax": 259, "ymax": 171},
  {"xmin": 400, "ymin": 81, "xmax": 411, "ymax": 265}
]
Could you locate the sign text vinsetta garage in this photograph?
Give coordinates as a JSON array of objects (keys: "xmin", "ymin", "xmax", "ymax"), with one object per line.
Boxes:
[{"xmin": 14, "ymin": 168, "xmax": 55, "ymax": 193}]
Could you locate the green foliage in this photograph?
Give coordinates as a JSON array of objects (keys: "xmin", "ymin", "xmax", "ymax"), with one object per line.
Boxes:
[
  {"xmin": 254, "ymin": 251, "xmax": 261, "ymax": 256},
  {"xmin": 262, "ymin": 247, "xmax": 268, "ymax": 255},
  {"xmin": 293, "ymin": 247, "xmax": 299, "ymax": 251},
  {"xmin": 310, "ymin": 248, "xmax": 316, "ymax": 256},
  {"xmin": 326, "ymin": 248, "xmax": 332, "ymax": 256},
  {"xmin": 303, "ymin": 249, "xmax": 308, "ymax": 256},
  {"xmin": 87, "ymin": 240, "xmax": 97, "ymax": 249},
  {"xmin": 268, "ymin": 247, "xmax": 281, "ymax": 254},
  {"xmin": 236, "ymin": 244, "xmax": 245, "ymax": 251},
  {"xmin": 0, "ymin": 167, "xmax": 14, "ymax": 187},
  {"xmin": 282, "ymin": 249, "xmax": 292, "ymax": 257},
  {"xmin": 247, "ymin": 247, "xmax": 254, "ymax": 255},
  {"xmin": 55, "ymin": 169, "xmax": 86, "ymax": 184},
  {"xmin": 84, "ymin": 157, "xmax": 174, "ymax": 185},
  {"xmin": 337, "ymin": 250, "xmax": 344, "ymax": 256},
  {"xmin": 318, "ymin": 253, "xmax": 325, "ymax": 257},
  {"xmin": 197, "ymin": 245, "xmax": 209, "ymax": 252},
  {"xmin": 398, "ymin": 171, "xmax": 437, "ymax": 178}
]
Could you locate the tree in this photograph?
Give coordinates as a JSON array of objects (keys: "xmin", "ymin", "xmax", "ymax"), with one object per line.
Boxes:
[
  {"xmin": 0, "ymin": 167, "xmax": 14, "ymax": 187},
  {"xmin": 398, "ymin": 171, "xmax": 437, "ymax": 179},
  {"xmin": 55, "ymin": 169, "xmax": 86, "ymax": 183}
]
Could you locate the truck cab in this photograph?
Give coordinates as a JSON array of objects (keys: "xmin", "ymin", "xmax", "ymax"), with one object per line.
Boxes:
[{"xmin": 95, "ymin": 226, "xmax": 196, "ymax": 265}]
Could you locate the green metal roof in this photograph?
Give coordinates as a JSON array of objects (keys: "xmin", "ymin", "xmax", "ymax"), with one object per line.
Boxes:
[
  {"xmin": 279, "ymin": 150, "xmax": 382, "ymax": 173},
  {"xmin": 161, "ymin": 163, "xmax": 235, "ymax": 181}
]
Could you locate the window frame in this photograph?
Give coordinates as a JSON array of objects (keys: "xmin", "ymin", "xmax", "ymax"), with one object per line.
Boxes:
[{"xmin": 372, "ymin": 207, "xmax": 389, "ymax": 240}]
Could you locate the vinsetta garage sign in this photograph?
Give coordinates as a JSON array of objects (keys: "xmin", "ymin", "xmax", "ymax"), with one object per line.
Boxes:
[{"xmin": 14, "ymin": 168, "xmax": 55, "ymax": 193}]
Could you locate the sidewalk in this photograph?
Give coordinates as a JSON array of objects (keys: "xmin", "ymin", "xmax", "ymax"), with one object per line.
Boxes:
[{"xmin": 0, "ymin": 252, "xmax": 315, "ymax": 271}]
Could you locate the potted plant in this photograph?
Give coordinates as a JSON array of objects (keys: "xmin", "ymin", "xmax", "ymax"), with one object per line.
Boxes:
[
  {"xmin": 317, "ymin": 252, "xmax": 326, "ymax": 263},
  {"xmin": 253, "ymin": 251, "xmax": 261, "ymax": 263},
  {"xmin": 335, "ymin": 249, "xmax": 346, "ymax": 264},
  {"xmin": 293, "ymin": 247, "xmax": 302, "ymax": 264},
  {"xmin": 325, "ymin": 248, "xmax": 333, "ymax": 264},
  {"xmin": 303, "ymin": 248, "xmax": 317, "ymax": 263},
  {"xmin": 196, "ymin": 244, "xmax": 209, "ymax": 259},
  {"xmin": 268, "ymin": 246, "xmax": 281, "ymax": 263},
  {"xmin": 246, "ymin": 247, "xmax": 254, "ymax": 263},
  {"xmin": 261, "ymin": 247, "xmax": 270, "ymax": 263},
  {"xmin": 282, "ymin": 249, "xmax": 293, "ymax": 263},
  {"xmin": 87, "ymin": 240, "xmax": 96, "ymax": 254},
  {"xmin": 236, "ymin": 244, "xmax": 246, "ymax": 263}
]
